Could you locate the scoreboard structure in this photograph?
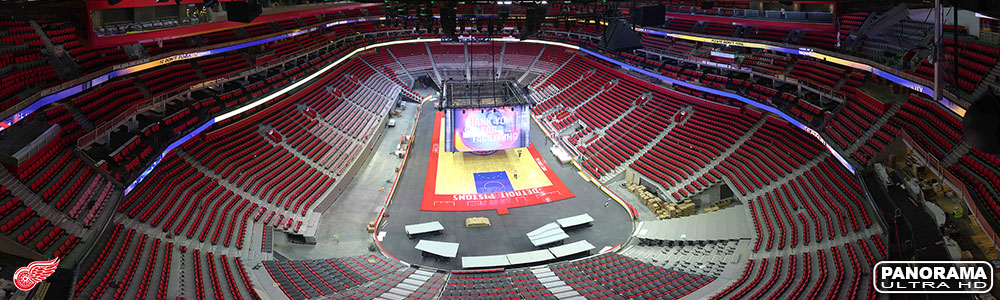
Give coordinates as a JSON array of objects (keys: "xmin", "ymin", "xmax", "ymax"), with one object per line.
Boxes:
[{"xmin": 441, "ymin": 80, "xmax": 532, "ymax": 152}]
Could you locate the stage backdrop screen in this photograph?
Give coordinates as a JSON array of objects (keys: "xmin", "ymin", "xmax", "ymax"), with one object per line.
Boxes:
[{"xmin": 445, "ymin": 105, "xmax": 530, "ymax": 152}]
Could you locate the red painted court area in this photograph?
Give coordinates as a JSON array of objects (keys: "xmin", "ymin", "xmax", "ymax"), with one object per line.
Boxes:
[{"xmin": 421, "ymin": 112, "xmax": 573, "ymax": 214}]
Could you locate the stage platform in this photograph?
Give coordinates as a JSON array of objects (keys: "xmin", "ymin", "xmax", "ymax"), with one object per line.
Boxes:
[
  {"xmin": 423, "ymin": 112, "xmax": 573, "ymax": 214},
  {"xmin": 379, "ymin": 100, "xmax": 632, "ymax": 270}
]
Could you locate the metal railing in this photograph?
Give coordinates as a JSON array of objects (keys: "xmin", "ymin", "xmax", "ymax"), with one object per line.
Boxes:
[{"xmin": 0, "ymin": 15, "xmax": 387, "ymax": 125}]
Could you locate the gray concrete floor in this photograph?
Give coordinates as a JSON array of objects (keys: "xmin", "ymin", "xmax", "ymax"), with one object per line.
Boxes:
[
  {"xmin": 607, "ymin": 179, "xmax": 659, "ymax": 221},
  {"xmin": 272, "ymin": 101, "xmax": 418, "ymax": 259},
  {"xmin": 377, "ymin": 100, "xmax": 634, "ymax": 270}
]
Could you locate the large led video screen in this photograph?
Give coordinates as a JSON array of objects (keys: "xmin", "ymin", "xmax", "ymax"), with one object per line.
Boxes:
[{"xmin": 445, "ymin": 105, "xmax": 530, "ymax": 152}]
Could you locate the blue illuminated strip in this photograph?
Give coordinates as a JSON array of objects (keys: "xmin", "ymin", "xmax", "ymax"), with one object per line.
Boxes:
[
  {"xmin": 124, "ymin": 36, "xmax": 426, "ymax": 195},
  {"xmin": 0, "ymin": 17, "xmax": 382, "ymax": 132},
  {"xmin": 124, "ymin": 120, "xmax": 214, "ymax": 194},
  {"xmin": 126, "ymin": 37, "xmax": 856, "ymax": 196},
  {"xmin": 635, "ymin": 28, "xmax": 964, "ymax": 117},
  {"xmin": 578, "ymin": 47, "xmax": 856, "ymax": 173}
]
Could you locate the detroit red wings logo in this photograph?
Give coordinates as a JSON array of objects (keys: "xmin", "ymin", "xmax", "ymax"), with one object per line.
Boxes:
[{"xmin": 13, "ymin": 258, "xmax": 60, "ymax": 291}]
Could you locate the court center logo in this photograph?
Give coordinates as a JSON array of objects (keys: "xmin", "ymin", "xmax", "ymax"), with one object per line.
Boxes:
[
  {"xmin": 874, "ymin": 261, "xmax": 993, "ymax": 294},
  {"xmin": 13, "ymin": 258, "xmax": 60, "ymax": 291}
]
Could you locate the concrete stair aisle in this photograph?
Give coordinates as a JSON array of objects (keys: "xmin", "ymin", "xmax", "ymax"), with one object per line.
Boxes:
[
  {"xmin": 517, "ymin": 45, "xmax": 546, "ymax": 84},
  {"xmin": 843, "ymin": 101, "xmax": 902, "ymax": 154},
  {"xmin": 832, "ymin": 69, "xmax": 852, "ymax": 91},
  {"xmin": 49, "ymin": 52, "xmax": 79, "ymax": 80},
  {"xmin": 530, "ymin": 87, "xmax": 562, "ymax": 115},
  {"xmin": 567, "ymin": 79, "xmax": 618, "ymax": 113},
  {"xmin": 598, "ymin": 107, "xmax": 693, "ymax": 182},
  {"xmin": 353, "ymin": 82, "xmax": 399, "ymax": 116},
  {"xmin": 464, "ymin": 43, "xmax": 471, "ymax": 81},
  {"xmin": 728, "ymin": 178, "xmax": 884, "ymax": 272},
  {"xmin": 530, "ymin": 52, "xmax": 577, "ymax": 89},
  {"xmin": 233, "ymin": 27, "xmax": 250, "ymax": 40},
  {"xmin": 256, "ymin": 124, "xmax": 339, "ymax": 178},
  {"xmin": 556, "ymin": 120, "xmax": 585, "ymax": 136},
  {"xmin": 678, "ymin": 258, "xmax": 750, "ymax": 300},
  {"xmin": 692, "ymin": 21, "xmax": 708, "ymax": 34},
  {"xmin": 532, "ymin": 68, "xmax": 594, "ymax": 110},
  {"xmin": 71, "ymin": 224, "xmax": 134, "ymax": 299},
  {"xmin": 293, "ymin": 18, "xmax": 308, "ymax": 27},
  {"xmin": 536, "ymin": 103, "xmax": 565, "ymax": 122},
  {"xmin": 855, "ymin": 4, "xmax": 909, "ymax": 42},
  {"xmin": 622, "ymin": 239, "xmax": 748, "ymax": 277},
  {"xmin": 496, "ymin": 42, "xmax": 506, "ymax": 79},
  {"xmin": 112, "ymin": 214, "xmax": 245, "ymax": 259},
  {"xmin": 660, "ymin": 117, "xmax": 768, "ymax": 202},
  {"xmin": 268, "ymin": 22, "xmax": 284, "ymax": 34},
  {"xmin": 793, "ymin": 173, "xmax": 885, "ymax": 249},
  {"xmin": 971, "ymin": 60, "xmax": 1000, "ymax": 99},
  {"xmin": 63, "ymin": 102, "xmax": 95, "ymax": 132},
  {"xmin": 787, "ymin": 30, "xmax": 804, "ymax": 45},
  {"xmin": 0, "ymin": 171, "xmax": 90, "ymax": 246},
  {"xmin": 133, "ymin": 77, "xmax": 154, "ymax": 99},
  {"xmin": 581, "ymin": 93, "xmax": 654, "ymax": 147},
  {"xmin": 574, "ymin": 131, "xmax": 599, "ymax": 149},
  {"xmin": 188, "ymin": 35, "xmax": 206, "ymax": 47},
  {"xmin": 345, "ymin": 76, "xmax": 395, "ymax": 115},
  {"xmin": 530, "ymin": 267, "xmax": 586, "ymax": 300},
  {"xmin": 740, "ymin": 153, "xmax": 829, "ymax": 201},
  {"xmin": 31, "ymin": 20, "xmax": 79, "ymax": 79},
  {"xmin": 549, "ymin": 81, "xmax": 614, "ymax": 137},
  {"xmin": 733, "ymin": 26, "xmax": 746, "ymax": 38},
  {"xmin": 374, "ymin": 267, "xmax": 442, "ymax": 299},
  {"xmin": 385, "ymin": 47, "xmax": 416, "ymax": 83},
  {"xmin": 191, "ymin": 61, "xmax": 207, "ymax": 81},
  {"xmin": 782, "ymin": 57, "xmax": 798, "ymax": 77},
  {"xmin": 109, "ymin": 213, "xmax": 262, "ymax": 300},
  {"xmin": 940, "ymin": 141, "xmax": 971, "ymax": 168},
  {"xmin": 300, "ymin": 104, "xmax": 364, "ymax": 144},
  {"xmin": 425, "ymin": 43, "xmax": 444, "ymax": 84},
  {"xmin": 358, "ymin": 56, "xmax": 417, "ymax": 99},
  {"xmin": 28, "ymin": 21, "xmax": 57, "ymax": 53},
  {"xmin": 174, "ymin": 149, "xmax": 307, "ymax": 234}
]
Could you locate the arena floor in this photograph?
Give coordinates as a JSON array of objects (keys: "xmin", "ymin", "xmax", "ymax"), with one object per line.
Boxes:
[
  {"xmin": 422, "ymin": 111, "xmax": 575, "ymax": 213},
  {"xmin": 378, "ymin": 100, "xmax": 634, "ymax": 270}
]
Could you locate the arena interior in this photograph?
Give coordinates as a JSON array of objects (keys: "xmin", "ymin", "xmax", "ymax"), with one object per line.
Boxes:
[{"xmin": 0, "ymin": 0, "xmax": 999, "ymax": 299}]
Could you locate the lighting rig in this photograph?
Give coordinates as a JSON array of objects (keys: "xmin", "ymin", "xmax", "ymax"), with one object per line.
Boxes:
[{"xmin": 381, "ymin": 1, "xmax": 610, "ymax": 41}]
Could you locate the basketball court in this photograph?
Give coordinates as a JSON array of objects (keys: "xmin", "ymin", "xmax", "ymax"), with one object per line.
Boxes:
[
  {"xmin": 423, "ymin": 111, "xmax": 574, "ymax": 214},
  {"xmin": 379, "ymin": 99, "xmax": 632, "ymax": 270}
]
